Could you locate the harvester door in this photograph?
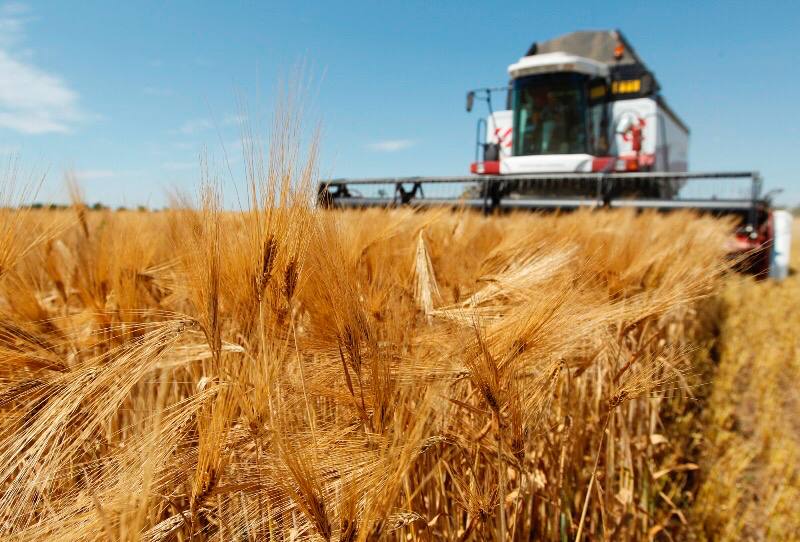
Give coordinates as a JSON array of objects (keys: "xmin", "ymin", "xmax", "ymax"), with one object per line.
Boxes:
[{"xmin": 587, "ymin": 79, "xmax": 610, "ymax": 156}]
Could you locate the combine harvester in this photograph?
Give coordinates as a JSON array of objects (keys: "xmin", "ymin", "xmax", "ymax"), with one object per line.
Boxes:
[{"xmin": 319, "ymin": 30, "xmax": 792, "ymax": 278}]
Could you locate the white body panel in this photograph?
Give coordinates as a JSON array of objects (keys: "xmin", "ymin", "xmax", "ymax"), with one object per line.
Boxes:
[
  {"xmin": 770, "ymin": 210, "xmax": 793, "ymax": 281},
  {"xmin": 501, "ymin": 154, "xmax": 594, "ymax": 174},
  {"xmin": 609, "ymin": 98, "xmax": 688, "ymax": 171},
  {"xmin": 610, "ymin": 98, "xmax": 657, "ymax": 158},
  {"xmin": 508, "ymin": 52, "xmax": 609, "ymax": 79}
]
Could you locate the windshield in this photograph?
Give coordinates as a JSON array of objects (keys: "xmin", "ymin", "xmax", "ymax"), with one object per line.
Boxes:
[{"xmin": 512, "ymin": 73, "xmax": 589, "ymax": 156}]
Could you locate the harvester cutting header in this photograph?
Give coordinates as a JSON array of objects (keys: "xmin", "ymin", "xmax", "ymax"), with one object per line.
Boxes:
[{"xmin": 319, "ymin": 30, "xmax": 792, "ymax": 278}]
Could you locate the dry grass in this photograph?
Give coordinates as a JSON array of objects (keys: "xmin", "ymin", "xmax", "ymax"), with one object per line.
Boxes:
[
  {"xmin": 692, "ymin": 221, "xmax": 800, "ymax": 541},
  {"xmin": 0, "ymin": 124, "xmax": 752, "ymax": 540}
]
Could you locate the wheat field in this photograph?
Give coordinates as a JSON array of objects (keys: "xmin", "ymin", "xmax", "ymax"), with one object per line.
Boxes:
[
  {"xmin": 692, "ymin": 221, "xmax": 800, "ymax": 541},
  {"xmin": 0, "ymin": 135, "xmax": 793, "ymax": 541}
]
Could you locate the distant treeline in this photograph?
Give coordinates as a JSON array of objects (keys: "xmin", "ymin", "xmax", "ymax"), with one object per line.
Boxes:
[
  {"xmin": 25, "ymin": 203, "xmax": 154, "ymax": 212},
  {"xmin": 20, "ymin": 202, "xmax": 800, "ymax": 215}
]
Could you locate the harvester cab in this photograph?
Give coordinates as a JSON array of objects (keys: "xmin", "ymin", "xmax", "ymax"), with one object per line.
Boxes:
[
  {"xmin": 318, "ymin": 29, "xmax": 792, "ymax": 279},
  {"xmin": 470, "ymin": 31, "xmax": 687, "ymax": 177}
]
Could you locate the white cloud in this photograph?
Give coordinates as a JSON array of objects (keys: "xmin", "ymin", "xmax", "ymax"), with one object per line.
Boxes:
[
  {"xmin": 173, "ymin": 118, "xmax": 212, "ymax": 135},
  {"xmin": 173, "ymin": 141, "xmax": 197, "ymax": 151},
  {"xmin": 143, "ymin": 86, "xmax": 173, "ymax": 97},
  {"xmin": 74, "ymin": 169, "xmax": 116, "ymax": 180},
  {"xmin": 0, "ymin": 3, "xmax": 87, "ymax": 134},
  {"xmin": 162, "ymin": 161, "xmax": 197, "ymax": 171},
  {"xmin": 223, "ymin": 114, "xmax": 247, "ymax": 125},
  {"xmin": 0, "ymin": 2, "xmax": 28, "ymax": 48},
  {"xmin": 74, "ymin": 169, "xmax": 139, "ymax": 181},
  {"xmin": 2, "ymin": 2, "xmax": 27, "ymax": 14},
  {"xmin": 172, "ymin": 115, "xmax": 247, "ymax": 135},
  {"xmin": 366, "ymin": 139, "xmax": 416, "ymax": 152},
  {"xmin": 215, "ymin": 138, "xmax": 247, "ymax": 164}
]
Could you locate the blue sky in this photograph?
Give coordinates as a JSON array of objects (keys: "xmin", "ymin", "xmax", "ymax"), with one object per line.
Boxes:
[{"xmin": 1, "ymin": 0, "xmax": 799, "ymax": 207}]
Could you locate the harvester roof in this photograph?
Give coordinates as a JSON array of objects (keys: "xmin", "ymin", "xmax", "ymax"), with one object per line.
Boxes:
[{"xmin": 524, "ymin": 30, "xmax": 661, "ymax": 92}]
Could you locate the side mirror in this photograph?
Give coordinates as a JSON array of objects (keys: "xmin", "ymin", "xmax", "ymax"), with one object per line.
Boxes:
[{"xmin": 466, "ymin": 91, "xmax": 475, "ymax": 112}]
